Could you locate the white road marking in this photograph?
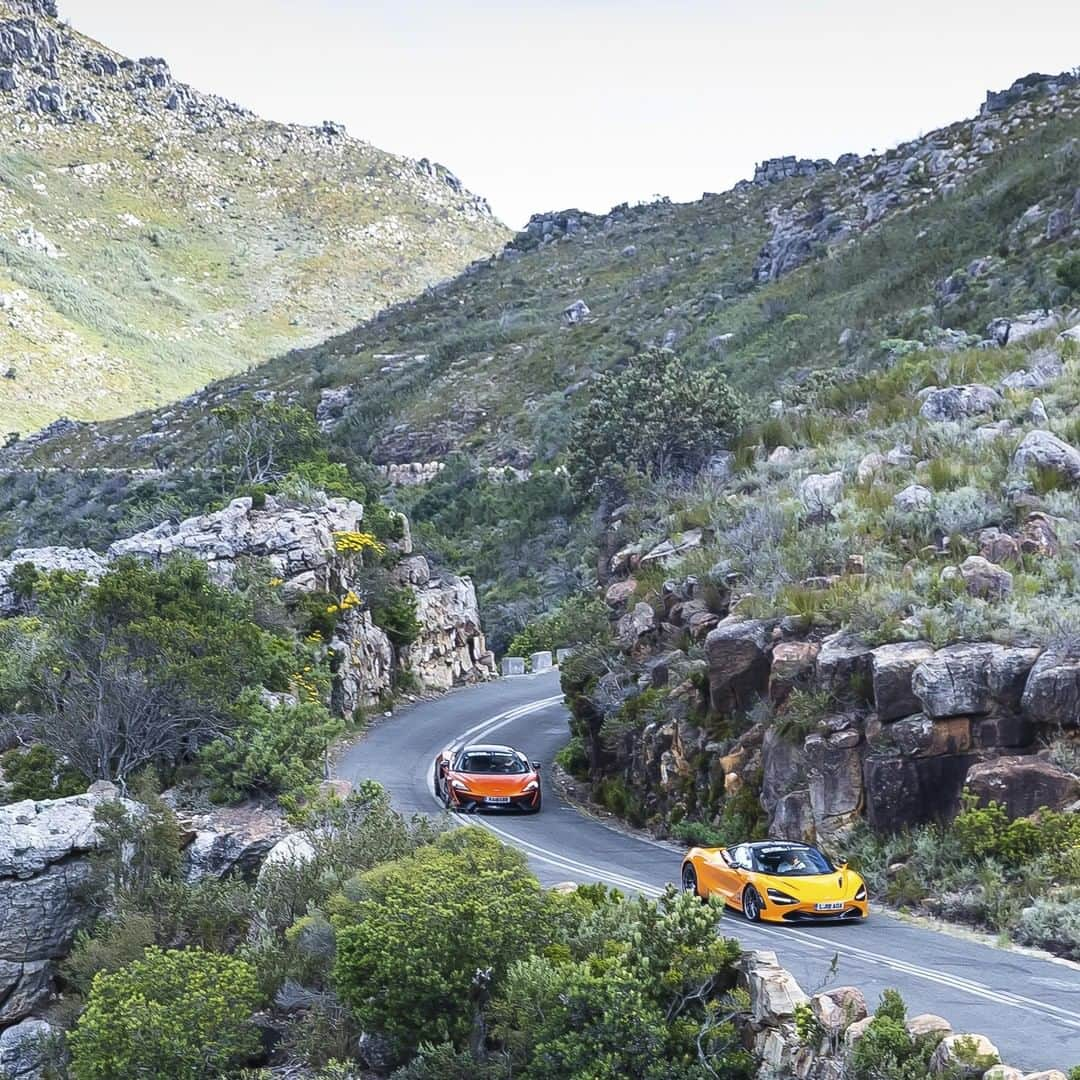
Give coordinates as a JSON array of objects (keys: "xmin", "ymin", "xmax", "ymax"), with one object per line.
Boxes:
[{"xmin": 436, "ymin": 696, "xmax": 1080, "ymax": 1031}]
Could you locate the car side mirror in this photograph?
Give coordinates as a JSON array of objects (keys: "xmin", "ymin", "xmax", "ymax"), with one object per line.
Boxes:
[
  {"xmin": 532, "ymin": 761, "xmax": 542, "ymax": 772},
  {"xmin": 438, "ymin": 760, "xmax": 449, "ymax": 774}
]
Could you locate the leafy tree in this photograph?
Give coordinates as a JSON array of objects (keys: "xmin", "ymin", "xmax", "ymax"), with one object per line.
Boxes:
[
  {"xmin": 332, "ymin": 828, "xmax": 561, "ymax": 1057},
  {"xmin": 199, "ymin": 693, "xmax": 344, "ymax": 802},
  {"xmin": 68, "ymin": 947, "xmax": 262, "ymax": 1080},
  {"xmin": 848, "ymin": 989, "xmax": 950, "ymax": 1080},
  {"xmin": 565, "ymin": 350, "xmax": 746, "ymax": 496},
  {"xmin": 210, "ymin": 397, "xmax": 321, "ymax": 486},
  {"xmin": 491, "ymin": 888, "xmax": 752, "ymax": 1080},
  {"xmin": 9, "ymin": 556, "xmax": 298, "ymax": 785},
  {"xmin": 507, "ymin": 593, "xmax": 611, "ymax": 659}
]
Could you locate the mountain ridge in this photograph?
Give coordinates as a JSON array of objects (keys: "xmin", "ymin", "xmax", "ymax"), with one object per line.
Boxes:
[{"xmin": 0, "ymin": 0, "xmax": 507, "ymax": 431}]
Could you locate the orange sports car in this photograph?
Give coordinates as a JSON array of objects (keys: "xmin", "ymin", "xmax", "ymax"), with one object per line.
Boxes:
[
  {"xmin": 681, "ymin": 840, "xmax": 868, "ymax": 923},
  {"xmin": 434, "ymin": 743, "xmax": 542, "ymax": 814}
]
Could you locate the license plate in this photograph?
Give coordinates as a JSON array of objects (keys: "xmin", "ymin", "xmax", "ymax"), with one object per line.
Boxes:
[
  {"xmin": 484, "ymin": 796, "xmax": 511, "ymax": 804},
  {"xmin": 815, "ymin": 902, "xmax": 844, "ymax": 911}
]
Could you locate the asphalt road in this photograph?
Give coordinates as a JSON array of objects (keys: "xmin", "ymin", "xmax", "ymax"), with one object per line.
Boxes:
[{"xmin": 338, "ymin": 669, "xmax": 1080, "ymax": 1072}]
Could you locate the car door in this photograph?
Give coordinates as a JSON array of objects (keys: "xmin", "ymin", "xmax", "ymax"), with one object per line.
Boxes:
[{"xmin": 704, "ymin": 846, "xmax": 745, "ymax": 903}]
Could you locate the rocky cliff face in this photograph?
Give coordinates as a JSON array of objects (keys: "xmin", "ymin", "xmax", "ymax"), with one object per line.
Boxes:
[
  {"xmin": 0, "ymin": 787, "xmax": 134, "ymax": 1026},
  {"xmin": 0, "ymin": 0, "xmax": 507, "ymax": 431},
  {"xmin": 0, "ymin": 494, "xmax": 495, "ymax": 704}
]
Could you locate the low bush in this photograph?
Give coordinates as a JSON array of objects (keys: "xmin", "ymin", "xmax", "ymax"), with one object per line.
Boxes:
[{"xmin": 68, "ymin": 947, "xmax": 262, "ymax": 1080}]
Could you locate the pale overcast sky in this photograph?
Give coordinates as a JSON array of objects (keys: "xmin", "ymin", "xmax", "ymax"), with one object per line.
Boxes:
[{"xmin": 63, "ymin": 0, "xmax": 1080, "ymax": 227}]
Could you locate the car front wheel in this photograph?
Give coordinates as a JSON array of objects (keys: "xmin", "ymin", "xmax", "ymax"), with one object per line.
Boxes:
[
  {"xmin": 742, "ymin": 886, "xmax": 763, "ymax": 922},
  {"xmin": 681, "ymin": 863, "xmax": 701, "ymax": 899}
]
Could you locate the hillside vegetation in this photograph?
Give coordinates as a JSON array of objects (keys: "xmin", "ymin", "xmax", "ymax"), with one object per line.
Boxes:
[{"xmin": 0, "ymin": 0, "xmax": 506, "ymax": 431}]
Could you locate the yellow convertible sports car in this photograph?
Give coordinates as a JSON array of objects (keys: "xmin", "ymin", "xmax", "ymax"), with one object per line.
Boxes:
[{"xmin": 681, "ymin": 840, "xmax": 868, "ymax": 923}]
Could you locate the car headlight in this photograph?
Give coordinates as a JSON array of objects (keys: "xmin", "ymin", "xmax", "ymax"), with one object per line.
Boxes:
[
  {"xmin": 523, "ymin": 780, "xmax": 539, "ymax": 792},
  {"xmin": 855, "ymin": 884, "xmax": 867, "ymax": 901},
  {"xmin": 766, "ymin": 888, "xmax": 798, "ymax": 905},
  {"xmin": 451, "ymin": 779, "xmax": 470, "ymax": 792}
]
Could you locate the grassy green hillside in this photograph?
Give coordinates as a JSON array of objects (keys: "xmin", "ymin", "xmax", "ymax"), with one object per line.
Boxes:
[
  {"xmin": 4, "ymin": 70, "xmax": 1080, "ymax": 649},
  {"xmin": 0, "ymin": 0, "xmax": 507, "ymax": 431}
]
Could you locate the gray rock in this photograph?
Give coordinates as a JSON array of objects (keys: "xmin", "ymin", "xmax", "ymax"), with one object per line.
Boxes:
[
  {"xmin": 1012, "ymin": 430, "xmax": 1080, "ymax": 484},
  {"xmin": 315, "ymin": 386, "xmax": 353, "ymax": 431},
  {"xmin": 798, "ymin": 471, "xmax": 844, "ymax": 516},
  {"xmin": 1021, "ymin": 649, "xmax": 1080, "ymax": 726},
  {"xmin": 806, "ymin": 731, "xmax": 864, "ymax": 835},
  {"xmin": 816, "ymin": 632, "xmax": 872, "ymax": 693},
  {"xmin": 965, "ymin": 757, "xmax": 1080, "ymax": 818},
  {"xmin": 615, "ymin": 603, "xmax": 657, "ymax": 650},
  {"xmin": 0, "ymin": 1017, "xmax": 55, "ymax": 1078},
  {"xmin": 912, "ymin": 643, "xmax": 1040, "ymax": 718},
  {"xmin": 893, "ymin": 484, "xmax": 933, "ymax": 512},
  {"xmin": 959, "ymin": 555, "xmax": 1012, "ymax": 598},
  {"xmin": 562, "ymin": 299, "xmax": 590, "ymax": 325},
  {"xmin": 919, "ymin": 384, "xmax": 1001, "ymax": 422},
  {"xmin": 705, "ymin": 619, "xmax": 771, "ymax": 712},
  {"xmin": 0, "ymin": 792, "xmax": 133, "ymax": 1024},
  {"xmin": 871, "ymin": 641, "xmax": 935, "ymax": 721},
  {"xmin": 0, "ymin": 546, "xmax": 108, "ymax": 615},
  {"xmin": 1046, "ymin": 208, "xmax": 1072, "ymax": 240},
  {"xmin": 1028, "ymin": 397, "xmax": 1049, "ymax": 425}
]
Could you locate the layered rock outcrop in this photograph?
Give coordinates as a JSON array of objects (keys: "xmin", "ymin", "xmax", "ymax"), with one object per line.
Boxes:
[
  {"xmin": 572, "ymin": 549, "xmax": 1079, "ymax": 840},
  {"xmin": 0, "ymin": 789, "xmax": 134, "ymax": 1026},
  {"xmin": 3, "ymin": 495, "xmax": 494, "ymax": 708}
]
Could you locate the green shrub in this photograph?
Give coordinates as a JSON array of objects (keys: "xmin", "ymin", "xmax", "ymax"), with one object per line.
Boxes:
[
  {"xmin": 954, "ymin": 795, "xmax": 1080, "ymax": 863},
  {"xmin": 389, "ymin": 1043, "xmax": 505, "ymax": 1080},
  {"xmin": 199, "ymin": 694, "xmax": 344, "ymax": 802},
  {"xmin": 0, "ymin": 744, "xmax": 87, "ymax": 801},
  {"xmin": 68, "ymin": 947, "xmax": 262, "ymax": 1080},
  {"xmin": 370, "ymin": 585, "xmax": 422, "ymax": 649},
  {"xmin": 332, "ymin": 828, "xmax": 560, "ymax": 1057},
  {"xmin": 554, "ymin": 735, "xmax": 589, "ymax": 781},
  {"xmin": 508, "ymin": 593, "xmax": 611, "ymax": 659},
  {"xmin": 1056, "ymin": 252, "xmax": 1080, "ymax": 294},
  {"xmin": 566, "ymin": 349, "xmax": 746, "ymax": 496}
]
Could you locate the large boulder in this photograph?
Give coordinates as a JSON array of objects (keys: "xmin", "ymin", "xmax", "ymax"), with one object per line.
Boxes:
[
  {"xmin": 798, "ymin": 472, "xmax": 844, "ymax": 516},
  {"xmin": 1012, "ymin": 430, "xmax": 1080, "ymax": 485},
  {"xmin": 965, "ymin": 757, "xmax": 1080, "ymax": 818},
  {"xmin": 927, "ymin": 1033, "xmax": 1000, "ymax": 1076},
  {"xmin": 912, "ymin": 643, "xmax": 1040, "ymax": 718},
  {"xmin": 959, "ymin": 555, "xmax": 1012, "ymax": 599},
  {"xmin": 919, "ymin": 384, "xmax": 1001, "ymax": 422},
  {"xmin": 616, "ymin": 602, "xmax": 658, "ymax": 650},
  {"xmin": 890, "ymin": 715, "xmax": 972, "ymax": 757},
  {"xmin": 181, "ymin": 805, "xmax": 289, "ymax": 882},
  {"xmin": 893, "ymin": 484, "xmax": 933, "ymax": 512},
  {"xmin": 109, "ymin": 495, "xmax": 365, "ymax": 589},
  {"xmin": 863, "ymin": 753, "xmax": 981, "ymax": 831},
  {"xmin": 1021, "ymin": 650, "xmax": 1080, "ymax": 727},
  {"xmin": 761, "ymin": 726, "xmax": 807, "ymax": 814},
  {"xmin": 871, "ymin": 641, "xmax": 935, "ymax": 721},
  {"xmin": 705, "ymin": 619, "xmax": 771, "ymax": 713},
  {"xmin": 402, "ymin": 573, "xmax": 496, "ymax": 690},
  {"xmin": 806, "ymin": 730, "xmax": 864, "ymax": 837},
  {"xmin": 0, "ymin": 791, "xmax": 134, "ymax": 1024},
  {"xmin": 769, "ymin": 789, "xmax": 816, "ymax": 842},
  {"xmin": 769, "ymin": 640, "xmax": 819, "ymax": 703},
  {"xmin": 740, "ymin": 951, "xmax": 808, "ymax": 1023},
  {"xmin": 0, "ymin": 1018, "xmax": 55, "ymax": 1078},
  {"xmin": 816, "ymin": 632, "xmax": 872, "ymax": 694}
]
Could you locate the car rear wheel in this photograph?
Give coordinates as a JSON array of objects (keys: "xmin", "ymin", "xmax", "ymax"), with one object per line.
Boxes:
[
  {"xmin": 742, "ymin": 886, "xmax": 763, "ymax": 922},
  {"xmin": 681, "ymin": 863, "xmax": 701, "ymax": 899}
]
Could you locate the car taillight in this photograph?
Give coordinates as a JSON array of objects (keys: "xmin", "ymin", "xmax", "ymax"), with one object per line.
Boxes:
[{"xmin": 766, "ymin": 888, "xmax": 798, "ymax": 905}]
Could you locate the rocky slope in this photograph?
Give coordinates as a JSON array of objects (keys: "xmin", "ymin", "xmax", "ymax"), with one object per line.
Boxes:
[
  {"xmin": 3, "ymin": 68, "xmax": 1080, "ymax": 651},
  {"xmin": 0, "ymin": 0, "xmax": 507, "ymax": 431}
]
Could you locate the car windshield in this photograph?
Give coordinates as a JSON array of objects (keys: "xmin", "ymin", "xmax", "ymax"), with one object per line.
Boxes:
[
  {"xmin": 457, "ymin": 751, "xmax": 527, "ymax": 775},
  {"xmin": 753, "ymin": 845, "xmax": 833, "ymax": 876}
]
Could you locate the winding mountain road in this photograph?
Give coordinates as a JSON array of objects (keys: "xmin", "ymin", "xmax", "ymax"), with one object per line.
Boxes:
[{"xmin": 338, "ymin": 670, "xmax": 1080, "ymax": 1072}]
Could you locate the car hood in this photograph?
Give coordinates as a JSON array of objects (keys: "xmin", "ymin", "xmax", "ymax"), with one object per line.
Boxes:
[
  {"xmin": 755, "ymin": 867, "xmax": 862, "ymax": 900},
  {"xmin": 452, "ymin": 772, "xmax": 536, "ymax": 796}
]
